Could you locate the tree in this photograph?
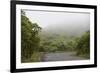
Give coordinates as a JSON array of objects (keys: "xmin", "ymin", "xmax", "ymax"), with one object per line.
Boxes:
[
  {"xmin": 75, "ymin": 31, "xmax": 90, "ymax": 58},
  {"xmin": 21, "ymin": 10, "xmax": 41, "ymax": 62}
]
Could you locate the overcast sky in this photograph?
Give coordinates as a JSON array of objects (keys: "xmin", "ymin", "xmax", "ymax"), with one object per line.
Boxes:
[{"xmin": 23, "ymin": 10, "xmax": 90, "ymax": 36}]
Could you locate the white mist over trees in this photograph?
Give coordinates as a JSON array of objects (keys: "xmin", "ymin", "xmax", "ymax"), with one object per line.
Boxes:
[{"xmin": 25, "ymin": 10, "xmax": 90, "ymax": 36}]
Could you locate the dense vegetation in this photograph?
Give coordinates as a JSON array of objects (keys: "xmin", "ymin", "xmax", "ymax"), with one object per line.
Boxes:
[
  {"xmin": 39, "ymin": 31, "xmax": 90, "ymax": 58},
  {"xmin": 75, "ymin": 31, "xmax": 90, "ymax": 58},
  {"xmin": 21, "ymin": 11, "xmax": 90, "ymax": 63},
  {"xmin": 21, "ymin": 10, "xmax": 41, "ymax": 62}
]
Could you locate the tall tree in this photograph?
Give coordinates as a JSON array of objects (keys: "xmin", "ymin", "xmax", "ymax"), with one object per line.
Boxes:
[{"xmin": 21, "ymin": 10, "xmax": 41, "ymax": 62}]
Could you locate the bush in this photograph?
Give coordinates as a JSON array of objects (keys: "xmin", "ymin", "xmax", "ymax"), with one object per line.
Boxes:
[{"xmin": 75, "ymin": 31, "xmax": 90, "ymax": 58}]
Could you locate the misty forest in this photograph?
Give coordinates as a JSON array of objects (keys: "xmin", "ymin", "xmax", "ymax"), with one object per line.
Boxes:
[{"xmin": 21, "ymin": 10, "xmax": 90, "ymax": 63}]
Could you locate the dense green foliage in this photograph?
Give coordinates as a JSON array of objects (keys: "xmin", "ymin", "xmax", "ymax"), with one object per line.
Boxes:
[
  {"xmin": 21, "ymin": 10, "xmax": 41, "ymax": 62},
  {"xmin": 39, "ymin": 34, "xmax": 74, "ymax": 52},
  {"xmin": 75, "ymin": 31, "xmax": 90, "ymax": 58}
]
